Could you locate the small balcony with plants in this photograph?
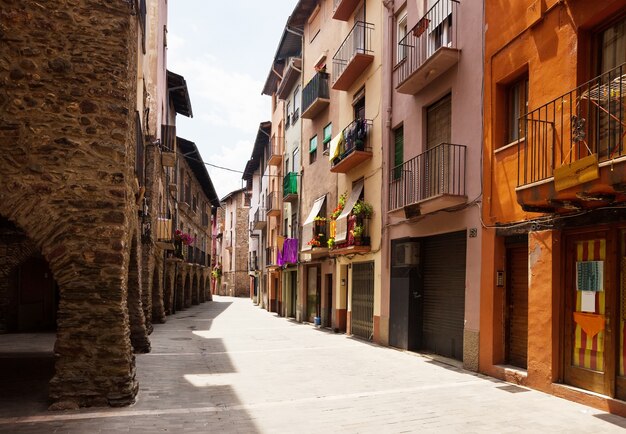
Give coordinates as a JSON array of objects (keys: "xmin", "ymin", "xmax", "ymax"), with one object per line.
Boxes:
[
  {"xmin": 154, "ymin": 214, "xmax": 175, "ymax": 250},
  {"xmin": 516, "ymin": 62, "xmax": 626, "ymax": 212},
  {"xmin": 283, "ymin": 172, "xmax": 298, "ymax": 202},
  {"xmin": 303, "ymin": 217, "xmax": 329, "ymax": 258},
  {"xmin": 332, "ymin": 21, "xmax": 374, "ymax": 91},
  {"xmin": 389, "ymin": 143, "xmax": 467, "ymax": 217},
  {"xmin": 301, "ymin": 71, "xmax": 330, "ymax": 119},
  {"xmin": 330, "ymin": 118, "xmax": 373, "ymax": 173},
  {"xmin": 166, "ymin": 229, "xmax": 194, "ymax": 262},
  {"xmin": 327, "ymin": 194, "xmax": 373, "ymax": 256},
  {"xmin": 394, "ymin": 0, "xmax": 460, "ymax": 95}
]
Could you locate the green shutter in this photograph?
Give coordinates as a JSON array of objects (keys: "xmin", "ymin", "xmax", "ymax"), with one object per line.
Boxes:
[
  {"xmin": 393, "ymin": 126, "xmax": 403, "ymax": 180},
  {"xmin": 310, "ymin": 135, "xmax": 317, "ymax": 153},
  {"xmin": 323, "ymin": 123, "xmax": 332, "ymax": 144}
]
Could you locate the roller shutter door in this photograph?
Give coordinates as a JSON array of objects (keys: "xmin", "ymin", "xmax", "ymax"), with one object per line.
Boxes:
[
  {"xmin": 352, "ymin": 262, "xmax": 374, "ymax": 340},
  {"xmin": 422, "ymin": 231, "xmax": 466, "ymax": 360}
]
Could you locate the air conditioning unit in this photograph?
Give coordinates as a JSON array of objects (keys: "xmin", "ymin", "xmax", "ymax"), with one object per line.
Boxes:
[{"xmin": 393, "ymin": 242, "xmax": 419, "ymax": 266}]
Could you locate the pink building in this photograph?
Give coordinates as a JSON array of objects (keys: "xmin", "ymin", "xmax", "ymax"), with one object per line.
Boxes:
[{"xmin": 381, "ymin": 0, "xmax": 484, "ymax": 370}]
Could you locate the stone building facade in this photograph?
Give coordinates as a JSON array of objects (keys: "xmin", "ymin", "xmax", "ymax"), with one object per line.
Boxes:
[
  {"xmin": 217, "ymin": 188, "xmax": 250, "ymax": 297},
  {"xmin": 0, "ymin": 0, "xmax": 219, "ymax": 409}
]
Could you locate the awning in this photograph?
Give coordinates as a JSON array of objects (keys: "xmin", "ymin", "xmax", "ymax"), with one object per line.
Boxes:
[
  {"xmin": 335, "ymin": 180, "xmax": 364, "ymax": 243},
  {"xmin": 303, "ymin": 195, "xmax": 326, "ymax": 225},
  {"xmin": 302, "ymin": 195, "xmax": 326, "ymax": 251}
]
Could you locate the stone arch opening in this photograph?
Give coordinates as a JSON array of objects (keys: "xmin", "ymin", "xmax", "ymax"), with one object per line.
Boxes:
[
  {"xmin": 183, "ymin": 273, "xmax": 191, "ymax": 308},
  {"xmin": 199, "ymin": 275, "xmax": 205, "ymax": 303},
  {"xmin": 126, "ymin": 233, "xmax": 150, "ymax": 354},
  {"xmin": 0, "ymin": 216, "xmax": 59, "ymax": 408},
  {"xmin": 151, "ymin": 264, "xmax": 165, "ymax": 323},
  {"xmin": 164, "ymin": 265, "xmax": 173, "ymax": 315},
  {"xmin": 175, "ymin": 270, "xmax": 185, "ymax": 311},
  {"xmin": 192, "ymin": 273, "xmax": 199, "ymax": 305}
]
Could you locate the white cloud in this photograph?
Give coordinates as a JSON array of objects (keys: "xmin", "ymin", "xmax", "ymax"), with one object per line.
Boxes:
[{"xmin": 197, "ymin": 139, "xmax": 253, "ymax": 200}]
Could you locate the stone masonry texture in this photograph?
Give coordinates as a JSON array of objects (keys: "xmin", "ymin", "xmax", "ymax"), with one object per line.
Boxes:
[{"xmin": 0, "ymin": 0, "xmax": 147, "ymax": 407}]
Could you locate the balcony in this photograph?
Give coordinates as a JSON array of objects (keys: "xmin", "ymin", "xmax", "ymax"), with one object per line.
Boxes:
[
  {"xmin": 332, "ymin": 0, "xmax": 361, "ymax": 21},
  {"xmin": 277, "ymin": 57, "xmax": 302, "ymax": 101},
  {"xmin": 389, "ymin": 143, "xmax": 467, "ymax": 217},
  {"xmin": 268, "ymin": 138, "xmax": 283, "ymax": 167},
  {"xmin": 266, "ymin": 246, "xmax": 279, "ymax": 270},
  {"xmin": 283, "ymin": 172, "xmax": 298, "ymax": 202},
  {"xmin": 517, "ymin": 63, "xmax": 626, "ymax": 212},
  {"xmin": 331, "ymin": 216, "xmax": 371, "ymax": 256},
  {"xmin": 332, "ymin": 21, "xmax": 374, "ymax": 91},
  {"xmin": 302, "ymin": 218, "xmax": 329, "ymax": 259},
  {"xmin": 301, "ymin": 71, "xmax": 330, "ymax": 119},
  {"xmin": 394, "ymin": 0, "xmax": 460, "ymax": 95},
  {"xmin": 266, "ymin": 191, "xmax": 281, "ymax": 217},
  {"xmin": 330, "ymin": 118, "xmax": 373, "ymax": 173},
  {"xmin": 252, "ymin": 208, "xmax": 266, "ymax": 230},
  {"xmin": 155, "ymin": 216, "xmax": 174, "ymax": 250}
]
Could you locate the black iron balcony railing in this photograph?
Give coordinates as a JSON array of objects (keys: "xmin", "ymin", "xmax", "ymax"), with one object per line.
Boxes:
[
  {"xmin": 332, "ymin": 21, "xmax": 374, "ymax": 87},
  {"xmin": 266, "ymin": 191, "xmax": 280, "ymax": 214},
  {"xmin": 302, "ymin": 72, "xmax": 330, "ymax": 118},
  {"xmin": 333, "ymin": 215, "xmax": 371, "ymax": 251},
  {"xmin": 283, "ymin": 172, "xmax": 298, "ymax": 198},
  {"xmin": 394, "ymin": 0, "xmax": 459, "ymax": 88},
  {"xmin": 330, "ymin": 118, "xmax": 373, "ymax": 169},
  {"xmin": 389, "ymin": 143, "xmax": 466, "ymax": 210},
  {"xmin": 267, "ymin": 137, "xmax": 283, "ymax": 166},
  {"xmin": 519, "ymin": 63, "xmax": 626, "ymax": 187},
  {"xmin": 253, "ymin": 208, "xmax": 266, "ymax": 229}
]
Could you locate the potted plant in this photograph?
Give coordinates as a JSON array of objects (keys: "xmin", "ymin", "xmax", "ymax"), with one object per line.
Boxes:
[
  {"xmin": 352, "ymin": 200, "xmax": 373, "ymax": 218},
  {"xmin": 327, "ymin": 237, "xmax": 335, "ymax": 249},
  {"xmin": 331, "ymin": 193, "xmax": 347, "ymax": 220},
  {"xmin": 351, "ymin": 224, "xmax": 364, "ymax": 245}
]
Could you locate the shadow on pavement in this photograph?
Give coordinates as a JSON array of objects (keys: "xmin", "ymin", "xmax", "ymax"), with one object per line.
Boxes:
[{"xmin": 0, "ymin": 352, "xmax": 54, "ymax": 417}]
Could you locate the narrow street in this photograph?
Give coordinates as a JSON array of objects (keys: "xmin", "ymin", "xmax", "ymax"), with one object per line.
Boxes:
[{"xmin": 0, "ymin": 296, "xmax": 623, "ymax": 433}]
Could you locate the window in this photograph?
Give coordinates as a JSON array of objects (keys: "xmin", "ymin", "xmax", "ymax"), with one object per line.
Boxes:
[
  {"xmin": 507, "ymin": 76, "xmax": 528, "ymax": 144},
  {"xmin": 291, "ymin": 212, "xmax": 298, "ymax": 238},
  {"xmin": 309, "ymin": 135, "xmax": 318, "ymax": 164},
  {"xmin": 285, "ymin": 101, "xmax": 291, "ymax": 129},
  {"xmin": 427, "ymin": 0, "xmax": 452, "ymax": 55},
  {"xmin": 393, "ymin": 125, "xmax": 404, "ymax": 180},
  {"xmin": 293, "ymin": 147, "xmax": 300, "ymax": 171},
  {"xmin": 293, "ymin": 86, "xmax": 301, "ymax": 123},
  {"xmin": 353, "ymin": 88, "xmax": 365, "ymax": 120},
  {"xmin": 192, "ymin": 194, "xmax": 198, "ymax": 213},
  {"xmin": 323, "ymin": 123, "xmax": 332, "ymax": 153},
  {"xmin": 308, "ymin": 4, "xmax": 321, "ymax": 42},
  {"xmin": 397, "ymin": 11, "xmax": 408, "ymax": 62}
]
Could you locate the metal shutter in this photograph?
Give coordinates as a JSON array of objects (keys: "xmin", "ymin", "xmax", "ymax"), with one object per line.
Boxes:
[
  {"xmin": 422, "ymin": 231, "xmax": 466, "ymax": 360},
  {"xmin": 506, "ymin": 245, "xmax": 528, "ymax": 369},
  {"xmin": 352, "ymin": 262, "xmax": 375, "ymax": 340}
]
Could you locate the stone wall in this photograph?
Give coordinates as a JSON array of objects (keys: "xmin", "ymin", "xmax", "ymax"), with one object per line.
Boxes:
[{"xmin": 0, "ymin": 0, "xmax": 145, "ymax": 408}]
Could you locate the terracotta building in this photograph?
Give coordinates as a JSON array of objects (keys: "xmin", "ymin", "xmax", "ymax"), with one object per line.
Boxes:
[
  {"xmin": 0, "ymin": 0, "xmax": 218, "ymax": 408},
  {"xmin": 380, "ymin": 0, "xmax": 483, "ymax": 370},
  {"xmin": 216, "ymin": 188, "xmax": 250, "ymax": 297},
  {"xmin": 480, "ymin": 0, "xmax": 626, "ymax": 415}
]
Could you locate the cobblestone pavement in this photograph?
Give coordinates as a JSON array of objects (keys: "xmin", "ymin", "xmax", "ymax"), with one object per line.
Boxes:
[{"xmin": 1, "ymin": 296, "xmax": 626, "ymax": 433}]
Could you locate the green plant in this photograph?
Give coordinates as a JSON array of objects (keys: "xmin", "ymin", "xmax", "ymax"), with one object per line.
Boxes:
[
  {"xmin": 331, "ymin": 193, "xmax": 347, "ymax": 219},
  {"xmin": 313, "ymin": 216, "xmax": 327, "ymax": 222},
  {"xmin": 351, "ymin": 224, "xmax": 364, "ymax": 239},
  {"xmin": 352, "ymin": 200, "xmax": 373, "ymax": 218},
  {"xmin": 327, "ymin": 237, "xmax": 335, "ymax": 248}
]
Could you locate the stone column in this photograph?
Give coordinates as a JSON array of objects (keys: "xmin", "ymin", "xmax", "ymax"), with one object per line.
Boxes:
[
  {"xmin": 151, "ymin": 256, "xmax": 166, "ymax": 323},
  {"xmin": 127, "ymin": 235, "xmax": 151, "ymax": 354}
]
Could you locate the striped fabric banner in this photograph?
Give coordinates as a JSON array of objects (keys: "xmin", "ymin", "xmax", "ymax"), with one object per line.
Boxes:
[{"xmin": 573, "ymin": 239, "xmax": 605, "ymax": 372}]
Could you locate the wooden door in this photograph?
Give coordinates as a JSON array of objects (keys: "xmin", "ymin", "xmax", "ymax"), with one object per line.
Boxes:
[
  {"xmin": 425, "ymin": 95, "xmax": 451, "ymax": 198},
  {"xmin": 506, "ymin": 244, "xmax": 529, "ymax": 369},
  {"xmin": 563, "ymin": 232, "xmax": 615, "ymax": 396}
]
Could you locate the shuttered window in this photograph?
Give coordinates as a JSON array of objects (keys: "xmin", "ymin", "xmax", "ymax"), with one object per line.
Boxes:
[
  {"xmin": 426, "ymin": 94, "xmax": 451, "ymax": 150},
  {"xmin": 393, "ymin": 125, "xmax": 404, "ymax": 180}
]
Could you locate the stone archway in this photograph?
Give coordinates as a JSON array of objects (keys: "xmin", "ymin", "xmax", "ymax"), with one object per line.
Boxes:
[
  {"xmin": 199, "ymin": 275, "xmax": 206, "ymax": 303},
  {"xmin": 127, "ymin": 233, "xmax": 150, "ymax": 354},
  {"xmin": 175, "ymin": 269, "xmax": 185, "ymax": 311},
  {"xmin": 141, "ymin": 246, "xmax": 155, "ymax": 334},
  {"xmin": 192, "ymin": 273, "xmax": 199, "ymax": 305},
  {"xmin": 164, "ymin": 262, "xmax": 176, "ymax": 315}
]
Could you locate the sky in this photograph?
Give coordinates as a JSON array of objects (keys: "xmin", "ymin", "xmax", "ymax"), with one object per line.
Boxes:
[{"xmin": 167, "ymin": 1, "xmax": 296, "ymax": 200}]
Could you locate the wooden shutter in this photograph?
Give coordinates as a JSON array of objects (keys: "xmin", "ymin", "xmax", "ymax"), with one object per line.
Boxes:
[{"xmin": 426, "ymin": 94, "xmax": 451, "ymax": 150}]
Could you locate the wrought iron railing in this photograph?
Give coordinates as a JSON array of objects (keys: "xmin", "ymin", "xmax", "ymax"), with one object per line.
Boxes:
[
  {"xmin": 283, "ymin": 172, "xmax": 298, "ymax": 197},
  {"xmin": 266, "ymin": 191, "xmax": 280, "ymax": 212},
  {"xmin": 330, "ymin": 119, "xmax": 373, "ymax": 168},
  {"xmin": 394, "ymin": 0, "xmax": 459, "ymax": 86},
  {"xmin": 253, "ymin": 208, "xmax": 266, "ymax": 227},
  {"xmin": 334, "ymin": 216, "xmax": 370, "ymax": 250},
  {"xmin": 332, "ymin": 21, "xmax": 374, "ymax": 86},
  {"xmin": 389, "ymin": 143, "xmax": 466, "ymax": 210},
  {"xmin": 302, "ymin": 72, "xmax": 330, "ymax": 114},
  {"xmin": 519, "ymin": 63, "xmax": 626, "ymax": 186}
]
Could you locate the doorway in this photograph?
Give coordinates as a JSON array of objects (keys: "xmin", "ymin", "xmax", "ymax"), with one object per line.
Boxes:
[
  {"xmin": 505, "ymin": 240, "xmax": 529, "ymax": 369},
  {"xmin": 324, "ymin": 274, "xmax": 333, "ymax": 328}
]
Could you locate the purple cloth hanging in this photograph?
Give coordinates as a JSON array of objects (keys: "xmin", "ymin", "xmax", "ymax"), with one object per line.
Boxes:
[{"xmin": 283, "ymin": 238, "xmax": 298, "ymax": 264}]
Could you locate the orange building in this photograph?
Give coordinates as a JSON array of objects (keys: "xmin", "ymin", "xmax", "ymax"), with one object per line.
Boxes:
[{"xmin": 481, "ymin": 0, "xmax": 626, "ymax": 415}]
